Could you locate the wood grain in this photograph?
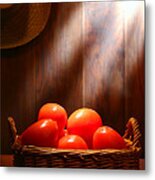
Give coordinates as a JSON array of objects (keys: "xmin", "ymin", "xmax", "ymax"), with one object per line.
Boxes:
[
  {"xmin": 1, "ymin": 45, "xmax": 36, "ymax": 153},
  {"xmin": 0, "ymin": 2, "xmax": 144, "ymax": 156},
  {"xmin": 124, "ymin": 1, "xmax": 145, "ymax": 156}
]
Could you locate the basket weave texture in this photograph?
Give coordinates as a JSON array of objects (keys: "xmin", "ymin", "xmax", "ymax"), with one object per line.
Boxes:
[{"xmin": 8, "ymin": 117, "xmax": 142, "ymax": 169}]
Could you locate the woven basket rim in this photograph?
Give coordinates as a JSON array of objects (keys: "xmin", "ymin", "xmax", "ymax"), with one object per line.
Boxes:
[{"xmin": 18, "ymin": 143, "xmax": 141, "ymax": 154}]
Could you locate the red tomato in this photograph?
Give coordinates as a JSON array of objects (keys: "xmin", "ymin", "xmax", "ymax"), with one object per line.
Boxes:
[
  {"xmin": 58, "ymin": 135, "xmax": 88, "ymax": 149},
  {"xmin": 38, "ymin": 103, "xmax": 67, "ymax": 134},
  {"xmin": 93, "ymin": 126, "xmax": 126, "ymax": 149},
  {"xmin": 67, "ymin": 108, "xmax": 103, "ymax": 148},
  {"xmin": 21, "ymin": 119, "xmax": 59, "ymax": 147}
]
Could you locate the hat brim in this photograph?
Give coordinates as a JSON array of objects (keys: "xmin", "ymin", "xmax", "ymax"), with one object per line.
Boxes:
[{"xmin": 0, "ymin": 3, "xmax": 51, "ymax": 49}]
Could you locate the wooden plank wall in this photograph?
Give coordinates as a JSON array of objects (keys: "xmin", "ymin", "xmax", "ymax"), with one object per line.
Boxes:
[{"xmin": 0, "ymin": 2, "xmax": 144, "ymax": 156}]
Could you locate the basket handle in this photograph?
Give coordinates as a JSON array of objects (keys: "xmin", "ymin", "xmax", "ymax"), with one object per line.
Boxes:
[
  {"xmin": 8, "ymin": 117, "xmax": 22, "ymax": 150},
  {"xmin": 123, "ymin": 117, "xmax": 142, "ymax": 148},
  {"xmin": 8, "ymin": 117, "xmax": 17, "ymax": 144}
]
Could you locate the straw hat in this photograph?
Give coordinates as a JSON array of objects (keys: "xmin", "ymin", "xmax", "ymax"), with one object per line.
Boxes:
[{"xmin": 0, "ymin": 3, "xmax": 51, "ymax": 49}]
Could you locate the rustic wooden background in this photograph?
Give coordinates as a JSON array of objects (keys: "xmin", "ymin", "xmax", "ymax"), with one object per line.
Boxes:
[{"xmin": 0, "ymin": 2, "xmax": 144, "ymax": 156}]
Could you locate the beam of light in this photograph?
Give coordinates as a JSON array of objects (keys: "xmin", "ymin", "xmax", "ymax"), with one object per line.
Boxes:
[
  {"xmin": 121, "ymin": 1, "xmax": 141, "ymax": 21},
  {"xmin": 36, "ymin": 4, "xmax": 83, "ymax": 106},
  {"xmin": 35, "ymin": 2, "xmax": 144, "ymax": 115},
  {"xmin": 82, "ymin": 2, "xmax": 125, "ymax": 108},
  {"xmin": 82, "ymin": 1, "xmax": 144, "ymax": 115}
]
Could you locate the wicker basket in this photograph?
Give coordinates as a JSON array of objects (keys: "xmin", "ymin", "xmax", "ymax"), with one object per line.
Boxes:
[{"xmin": 8, "ymin": 117, "xmax": 142, "ymax": 169}]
